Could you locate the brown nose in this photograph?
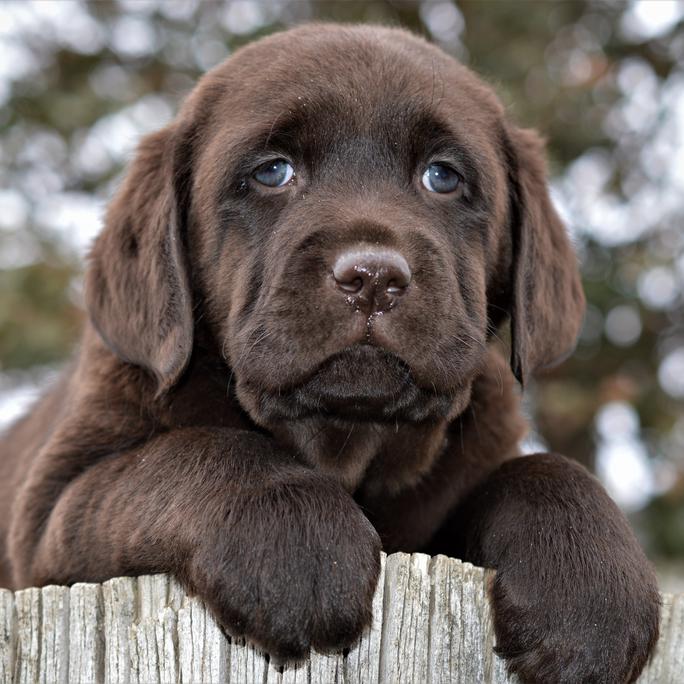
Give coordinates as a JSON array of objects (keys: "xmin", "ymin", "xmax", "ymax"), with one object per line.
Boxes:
[{"xmin": 332, "ymin": 247, "xmax": 411, "ymax": 314}]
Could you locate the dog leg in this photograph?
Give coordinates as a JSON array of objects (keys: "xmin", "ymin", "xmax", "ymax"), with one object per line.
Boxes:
[
  {"xmin": 441, "ymin": 453, "xmax": 660, "ymax": 683},
  {"xmin": 9, "ymin": 427, "xmax": 380, "ymax": 660}
]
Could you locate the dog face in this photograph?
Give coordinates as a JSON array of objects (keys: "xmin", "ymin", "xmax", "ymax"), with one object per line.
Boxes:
[{"xmin": 85, "ymin": 25, "xmax": 585, "ymax": 431}]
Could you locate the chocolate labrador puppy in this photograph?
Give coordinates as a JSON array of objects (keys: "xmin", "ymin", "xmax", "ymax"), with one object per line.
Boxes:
[{"xmin": 0, "ymin": 24, "xmax": 659, "ymax": 682}]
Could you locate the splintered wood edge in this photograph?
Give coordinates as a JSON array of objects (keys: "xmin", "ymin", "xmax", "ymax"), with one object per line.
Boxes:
[{"xmin": 0, "ymin": 553, "xmax": 678, "ymax": 683}]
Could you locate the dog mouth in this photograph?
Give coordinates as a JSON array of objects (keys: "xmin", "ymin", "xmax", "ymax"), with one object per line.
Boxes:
[
  {"xmin": 294, "ymin": 345, "xmax": 412, "ymax": 410},
  {"xmin": 257, "ymin": 344, "xmax": 454, "ymax": 422}
]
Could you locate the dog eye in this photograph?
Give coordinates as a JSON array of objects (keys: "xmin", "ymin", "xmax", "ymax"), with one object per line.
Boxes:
[
  {"xmin": 421, "ymin": 163, "xmax": 461, "ymax": 194},
  {"xmin": 253, "ymin": 159, "xmax": 295, "ymax": 187}
]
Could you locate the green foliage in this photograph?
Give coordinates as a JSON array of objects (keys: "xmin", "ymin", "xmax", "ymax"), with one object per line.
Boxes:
[{"xmin": 0, "ymin": 259, "xmax": 81, "ymax": 370}]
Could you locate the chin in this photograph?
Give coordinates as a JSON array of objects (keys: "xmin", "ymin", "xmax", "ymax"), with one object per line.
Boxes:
[{"xmin": 237, "ymin": 344, "xmax": 475, "ymax": 427}]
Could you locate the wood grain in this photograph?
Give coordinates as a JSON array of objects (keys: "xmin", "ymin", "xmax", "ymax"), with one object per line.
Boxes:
[{"xmin": 0, "ymin": 553, "xmax": 679, "ymax": 683}]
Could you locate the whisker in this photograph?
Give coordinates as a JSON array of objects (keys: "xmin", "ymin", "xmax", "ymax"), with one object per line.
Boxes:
[
  {"xmin": 226, "ymin": 328, "xmax": 273, "ymax": 395},
  {"xmin": 335, "ymin": 423, "xmax": 355, "ymax": 460}
]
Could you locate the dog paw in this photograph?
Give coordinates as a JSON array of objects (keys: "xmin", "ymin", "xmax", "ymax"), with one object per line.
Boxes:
[
  {"xmin": 490, "ymin": 561, "xmax": 660, "ymax": 683},
  {"xmin": 185, "ymin": 474, "xmax": 381, "ymax": 660}
]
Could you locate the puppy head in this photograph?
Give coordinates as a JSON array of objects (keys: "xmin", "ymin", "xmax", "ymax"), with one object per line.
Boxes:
[{"xmin": 86, "ymin": 24, "xmax": 585, "ymax": 426}]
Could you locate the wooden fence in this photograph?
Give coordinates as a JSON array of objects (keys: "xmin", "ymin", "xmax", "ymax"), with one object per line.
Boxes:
[{"xmin": 1, "ymin": 552, "xmax": 682, "ymax": 683}]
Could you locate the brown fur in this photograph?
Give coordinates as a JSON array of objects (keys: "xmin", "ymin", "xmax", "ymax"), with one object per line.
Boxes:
[{"xmin": 0, "ymin": 24, "xmax": 658, "ymax": 682}]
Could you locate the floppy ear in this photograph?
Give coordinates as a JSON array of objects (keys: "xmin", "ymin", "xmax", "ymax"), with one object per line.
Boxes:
[
  {"xmin": 505, "ymin": 125, "xmax": 585, "ymax": 386},
  {"xmin": 85, "ymin": 125, "xmax": 194, "ymax": 394}
]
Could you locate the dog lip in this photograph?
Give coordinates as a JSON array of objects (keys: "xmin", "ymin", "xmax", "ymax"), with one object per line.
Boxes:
[
  {"xmin": 300, "ymin": 344, "xmax": 413, "ymax": 397},
  {"xmin": 292, "ymin": 345, "xmax": 434, "ymax": 415},
  {"xmin": 256, "ymin": 343, "xmax": 457, "ymax": 422},
  {"xmin": 259, "ymin": 343, "xmax": 414, "ymax": 408}
]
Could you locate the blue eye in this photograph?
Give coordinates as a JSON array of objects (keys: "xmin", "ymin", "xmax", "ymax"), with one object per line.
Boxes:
[
  {"xmin": 421, "ymin": 163, "xmax": 461, "ymax": 193},
  {"xmin": 253, "ymin": 159, "xmax": 295, "ymax": 187}
]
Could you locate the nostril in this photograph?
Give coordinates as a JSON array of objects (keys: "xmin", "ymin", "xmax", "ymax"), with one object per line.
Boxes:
[
  {"xmin": 336, "ymin": 275, "xmax": 364, "ymax": 294},
  {"xmin": 386, "ymin": 279, "xmax": 405, "ymax": 295}
]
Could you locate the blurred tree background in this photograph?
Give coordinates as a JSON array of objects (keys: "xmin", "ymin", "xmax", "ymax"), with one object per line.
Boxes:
[{"xmin": 1, "ymin": 0, "xmax": 683, "ymax": 584}]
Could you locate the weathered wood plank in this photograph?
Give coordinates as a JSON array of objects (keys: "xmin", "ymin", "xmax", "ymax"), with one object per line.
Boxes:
[
  {"xmin": 378, "ymin": 552, "xmax": 431, "ymax": 683},
  {"xmin": 39, "ymin": 585, "xmax": 69, "ymax": 684},
  {"xmin": 0, "ymin": 588, "xmax": 15, "ymax": 684},
  {"xmin": 178, "ymin": 596, "xmax": 227, "ymax": 683},
  {"xmin": 103, "ymin": 576, "xmax": 136, "ymax": 683},
  {"xmin": 0, "ymin": 553, "xmax": 681, "ymax": 683},
  {"xmin": 228, "ymin": 638, "xmax": 268, "ymax": 683},
  {"xmin": 68, "ymin": 582, "xmax": 104, "ymax": 683},
  {"xmin": 429, "ymin": 554, "xmax": 465, "ymax": 684},
  {"xmin": 14, "ymin": 587, "xmax": 41, "ymax": 684},
  {"xmin": 343, "ymin": 552, "xmax": 385, "ymax": 684},
  {"xmin": 129, "ymin": 575, "xmax": 176, "ymax": 684},
  {"xmin": 640, "ymin": 592, "xmax": 684, "ymax": 683}
]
